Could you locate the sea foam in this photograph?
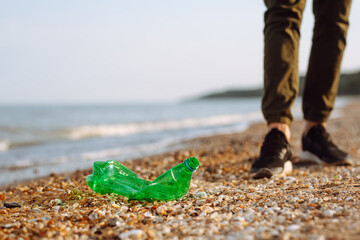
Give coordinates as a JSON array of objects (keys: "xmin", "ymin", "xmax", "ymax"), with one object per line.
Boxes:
[{"xmin": 68, "ymin": 112, "xmax": 262, "ymax": 140}]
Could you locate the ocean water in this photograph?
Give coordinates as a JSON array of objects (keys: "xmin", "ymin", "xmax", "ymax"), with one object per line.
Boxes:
[{"xmin": 0, "ymin": 97, "xmax": 347, "ymax": 186}]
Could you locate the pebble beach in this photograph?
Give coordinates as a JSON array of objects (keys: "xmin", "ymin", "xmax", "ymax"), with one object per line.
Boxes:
[{"xmin": 1, "ymin": 98, "xmax": 360, "ymax": 240}]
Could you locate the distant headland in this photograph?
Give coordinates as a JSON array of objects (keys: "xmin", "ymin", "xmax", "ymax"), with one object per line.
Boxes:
[{"xmin": 198, "ymin": 71, "xmax": 360, "ymax": 100}]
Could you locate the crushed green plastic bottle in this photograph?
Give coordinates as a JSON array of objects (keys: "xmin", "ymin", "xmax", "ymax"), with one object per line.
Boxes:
[{"xmin": 86, "ymin": 157, "xmax": 199, "ymax": 201}]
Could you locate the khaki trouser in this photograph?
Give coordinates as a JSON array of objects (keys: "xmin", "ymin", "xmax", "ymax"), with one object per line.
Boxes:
[{"xmin": 262, "ymin": 0, "xmax": 352, "ymax": 126}]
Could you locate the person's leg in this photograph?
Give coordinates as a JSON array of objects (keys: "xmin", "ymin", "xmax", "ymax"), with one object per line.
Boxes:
[
  {"xmin": 262, "ymin": 0, "xmax": 306, "ymax": 132},
  {"xmin": 252, "ymin": 0, "xmax": 306, "ymax": 179},
  {"xmin": 302, "ymin": 0, "xmax": 352, "ymax": 125},
  {"xmin": 301, "ymin": 0, "xmax": 352, "ymax": 165}
]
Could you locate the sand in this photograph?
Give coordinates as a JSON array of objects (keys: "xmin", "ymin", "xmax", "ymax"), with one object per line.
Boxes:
[{"xmin": 0, "ymin": 97, "xmax": 359, "ymax": 240}]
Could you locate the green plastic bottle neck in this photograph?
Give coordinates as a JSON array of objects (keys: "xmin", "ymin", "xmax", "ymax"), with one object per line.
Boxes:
[{"xmin": 184, "ymin": 157, "xmax": 199, "ymax": 172}]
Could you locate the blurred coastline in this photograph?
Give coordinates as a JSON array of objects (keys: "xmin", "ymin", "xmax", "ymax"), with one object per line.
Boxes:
[{"xmin": 0, "ymin": 96, "xmax": 354, "ymax": 187}]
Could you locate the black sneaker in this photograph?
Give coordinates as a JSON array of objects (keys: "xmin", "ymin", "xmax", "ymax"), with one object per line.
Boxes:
[
  {"xmin": 251, "ymin": 128, "xmax": 293, "ymax": 179},
  {"xmin": 300, "ymin": 125, "xmax": 352, "ymax": 166}
]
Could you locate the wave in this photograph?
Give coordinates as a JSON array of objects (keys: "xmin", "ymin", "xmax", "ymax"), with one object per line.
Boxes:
[
  {"xmin": 0, "ymin": 112, "xmax": 263, "ymax": 151},
  {"xmin": 0, "ymin": 139, "xmax": 46, "ymax": 152},
  {"xmin": 68, "ymin": 112, "xmax": 263, "ymax": 140}
]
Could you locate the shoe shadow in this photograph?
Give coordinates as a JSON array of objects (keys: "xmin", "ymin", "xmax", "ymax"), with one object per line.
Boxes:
[{"xmin": 291, "ymin": 157, "xmax": 321, "ymax": 169}]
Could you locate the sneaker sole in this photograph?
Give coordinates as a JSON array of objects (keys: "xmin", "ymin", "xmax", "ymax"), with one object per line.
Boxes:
[
  {"xmin": 299, "ymin": 151, "xmax": 353, "ymax": 166},
  {"xmin": 251, "ymin": 160, "xmax": 293, "ymax": 179}
]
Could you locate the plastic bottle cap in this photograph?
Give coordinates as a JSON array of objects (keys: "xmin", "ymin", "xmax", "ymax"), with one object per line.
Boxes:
[{"xmin": 185, "ymin": 157, "xmax": 199, "ymax": 172}]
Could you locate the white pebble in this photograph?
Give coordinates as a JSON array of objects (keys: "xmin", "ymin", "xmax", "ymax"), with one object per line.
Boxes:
[
  {"xmin": 52, "ymin": 206, "xmax": 60, "ymax": 212},
  {"xmin": 286, "ymin": 224, "xmax": 300, "ymax": 232},
  {"xmin": 108, "ymin": 217, "xmax": 123, "ymax": 227},
  {"xmin": 119, "ymin": 229, "xmax": 145, "ymax": 239},
  {"xmin": 309, "ymin": 235, "xmax": 326, "ymax": 240},
  {"xmin": 285, "ymin": 176, "xmax": 297, "ymax": 184},
  {"xmin": 323, "ymin": 209, "xmax": 336, "ymax": 218},
  {"xmin": 30, "ymin": 208, "xmax": 42, "ymax": 213},
  {"xmin": 89, "ymin": 212, "xmax": 99, "ymax": 220},
  {"xmin": 156, "ymin": 206, "xmax": 167, "ymax": 215},
  {"xmin": 120, "ymin": 206, "xmax": 128, "ymax": 213},
  {"xmin": 196, "ymin": 191, "xmax": 207, "ymax": 198},
  {"xmin": 50, "ymin": 198, "xmax": 62, "ymax": 206},
  {"xmin": 144, "ymin": 211, "xmax": 153, "ymax": 218}
]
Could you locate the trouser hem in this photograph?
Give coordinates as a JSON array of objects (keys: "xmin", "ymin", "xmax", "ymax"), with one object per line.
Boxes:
[
  {"xmin": 303, "ymin": 111, "xmax": 331, "ymax": 123},
  {"xmin": 263, "ymin": 115, "xmax": 292, "ymax": 126}
]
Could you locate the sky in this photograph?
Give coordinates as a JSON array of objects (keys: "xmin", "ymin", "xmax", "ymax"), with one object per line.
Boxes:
[{"xmin": 1, "ymin": 1, "xmax": 359, "ymax": 104}]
